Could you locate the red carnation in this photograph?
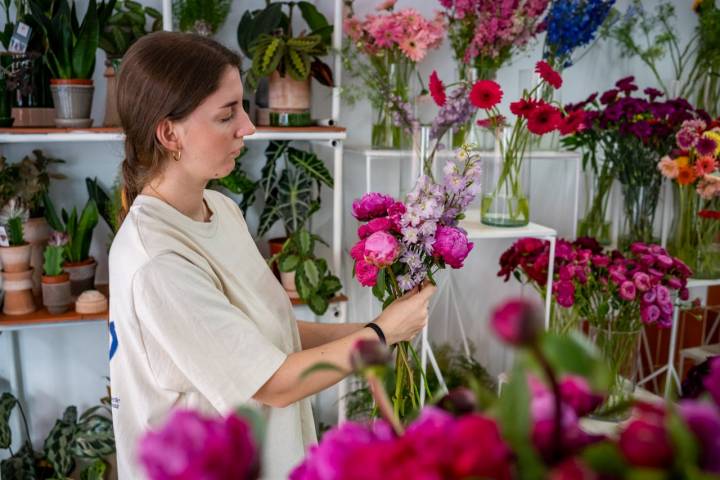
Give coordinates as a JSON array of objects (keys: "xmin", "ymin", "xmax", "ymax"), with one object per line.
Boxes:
[
  {"xmin": 429, "ymin": 70, "xmax": 446, "ymax": 107},
  {"xmin": 558, "ymin": 110, "xmax": 587, "ymax": 135},
  {"xmin": 470, "ymin": 80, "xmax": 503, "ymax": 109},
  {"xmin": 699, "ymin": 210, "xmax": 720, "ymax": 220},
  {"xmin": 527, "ymin": 104, "xmax": 562, "ymax": 135},
  {"xmin": 510, "ymin": 99, "xmax": 537, "ymax": 118},
  {"xmin": 535, "ymin": 61, "xmax": 562, "ymax": 89}
]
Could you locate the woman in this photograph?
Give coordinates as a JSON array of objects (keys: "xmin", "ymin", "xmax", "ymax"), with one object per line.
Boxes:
[{"xmin": 109, "ymin": 32, "xmax": 435, "ymax": 479}]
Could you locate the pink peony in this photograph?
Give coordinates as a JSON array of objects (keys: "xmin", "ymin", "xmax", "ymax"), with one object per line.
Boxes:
[
  {"xmin": 619, "ymin": 416, "xmax": 673, "ymax": 469},
  {"xmin": 364, "ymin": 231, "xmax": 400, "ymax": 267},
  {"xmin": 350, "ymin": 239, "xmax": 366, "ymax": 261},
  {"xmin": 432, "ymin": 226, "xmax": 474, "ymax": 268},
  {"xmin": 358, "ymin": 217, "xmax": 395, "ymax": 239},
  {"xmin": 491, "ymin": 298, "xmax": 542, "ymax": 347},
  {"xmin": 139, "ymin": 410, "xmax": 259, "ymax": 480},
  {"xmin": 356, "ymin": 260, "xmax": 380, "ymax": 286},
  {"xmin": 352, "ymin": 193, "xmax": 396, "ymax": 221}
]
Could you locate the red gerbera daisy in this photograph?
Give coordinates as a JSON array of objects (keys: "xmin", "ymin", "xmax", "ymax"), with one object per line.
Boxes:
[
  {"xmin": 429, "ymin": 70, "xmax": 446, "ymax": 107},
  {"xmin": 470, "ymin": 80, "xmax": 503, "ymax": 109},
  {"xmin": 510, "ymin": 99, "xmax": 537, "ymax": 118},
  {"xmin": 559, "ymin": 110, "xmax": 587, "ymax": 135},
  {"xmin": 535, "ymin": 61, "xmax": 562, "ymax": 89},
  {"xmin": 527, "ymin": 104, "xmax": 562, "ymax": 135}
]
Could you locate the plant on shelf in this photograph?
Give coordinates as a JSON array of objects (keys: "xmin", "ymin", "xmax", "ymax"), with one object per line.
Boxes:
[
  {"xmin": 343, "ymin": 0, "xmax": 444, "ymax": 149},
  {"xmin": 0, "ymin": 197, "xmax": 31, "ymax": 271},
  {"xmin": 498, "ymin": 235, "xmax": 693, "ymax": 417},
  {"xmin": 29, "ymin": 0, "xmax": 117, "ymax": 127},
  {"xmin": 86, "ymin": 176, "xmax": 122, "ymax": 247},
  {"xmin": 258, "ymin": 141, "xmax": 340, "ymax": 315},
  {"xmin": 0, "ymin": 391, "xmax": 115, "ymax": 479},
  {"xmin": 659, "ymin": 118, "xmax": 720, "ymax": 279},
  {"xmin": 173, "ymin": 0, "xmax": 231, "ymax": 36},
  {"xmin": 43, "ymin": 192, "xmax": 100, "ymax": 296},
  {"xmin": 42, "ymin": 230, "xmax": 73, "ymax": 314},
  {"xmin": 100, "ymin": 0, "xmax": 162, "ymax": 63},
  {"xmin": 238, "ymin": 1, "xmax": 333, "ymax": 126},
  {"xmin": 207, "ymin": 147, "xmax": 257, "ymax": 214}
]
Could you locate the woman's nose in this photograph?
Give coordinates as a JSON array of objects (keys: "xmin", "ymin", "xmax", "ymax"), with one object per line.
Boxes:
[{"xmin": 236, "ymin": 110, "xmax": 256, "ymax": 137}]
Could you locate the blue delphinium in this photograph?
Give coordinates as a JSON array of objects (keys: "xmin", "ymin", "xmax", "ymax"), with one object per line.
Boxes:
[{"xmin": 544, "ymin": 0, "xmax": 616, "ymax": 68}]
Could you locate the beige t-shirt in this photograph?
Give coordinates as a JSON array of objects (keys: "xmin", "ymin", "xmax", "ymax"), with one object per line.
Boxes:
[{"xmin": 108, "ymin": 190, "xmax": 316, "ymax": 479}]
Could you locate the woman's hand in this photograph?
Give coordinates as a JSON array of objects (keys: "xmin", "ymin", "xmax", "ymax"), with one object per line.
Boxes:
[{"xmin": 374, "ymin": 282, "xmax": 437, "ymax": 345}]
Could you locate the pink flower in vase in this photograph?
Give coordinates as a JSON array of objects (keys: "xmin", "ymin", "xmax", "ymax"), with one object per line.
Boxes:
[
  {"xmin": 527, "ymin": 103, "xmax": 562, "ymax": 135},
  {"xmin": 432, "ymin": 226, "xmax": 474, "ymax": 268},
  {"xmin": 535, "ymin": 61, "xmax": 562, "ymax": 89},
  {"xmin": 696, "ymin": 156, "xmax": 718, "ymax": 176},
  {"xmin": 658, "ymin": 156, "xmax": 679, "ymax": 179},
  {"xmin": 429, "ymin": 71, "xmax": 446, "ymax": 106},
  {"xmin": 619, "ymin": 281, "xmax": 637, "ymax": 301},
  {"xmin": 470, "ymin": 80, "xmax": 503, "ymax": 109},
  {"xmin": 364, "ymin": 231, "xmax": 400, "ymax": 267}
]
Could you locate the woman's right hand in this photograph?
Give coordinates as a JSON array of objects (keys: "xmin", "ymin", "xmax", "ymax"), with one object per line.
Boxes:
[{"xmin": 374, "ymin": 282, "xmax": 437, "ymax": 345}]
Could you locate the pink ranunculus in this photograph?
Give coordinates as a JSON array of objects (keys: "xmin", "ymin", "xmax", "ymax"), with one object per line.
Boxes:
[
  {"xmin": 356, "ymin": 260, "xmax": 380, "ymax": 286},
  {"xmin": 490, "ymin": 298, "xmax": 542, "ymax": 347},
  {"xmin": 559, "ymin": 375, "xmax": 604, "ymax": 417},
  {"xmin": 619, "ymin": 281, "xmax": 637, "ymax": 301},
  {"xmin": 364, "ymin": 231, "xmax": 400, "ymax": 267},
  {"xmin": 632, "ymin": 271, "xmax": 651, "ymax": 292},
  {"xmin": 352, "ymin": 193, "xmax": 396, "ymax": 221},
  {"xmin": 432, "ymin": 226, "xmax": 474, "ymax": 268},
  {"xmin": 640, "ymin": 304, "xmax": 661, "ymax": 325},
  {"xmin": 554, "ymin": 280, "xmax": 576, "ymax": 308},
  {"xmin": 139, "ymin": 410, "xmax": 259, "ymax": 480}
]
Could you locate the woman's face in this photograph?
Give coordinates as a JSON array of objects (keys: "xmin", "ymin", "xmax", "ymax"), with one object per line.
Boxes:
[{"xmin": 173, "ymin": 66, "xmax": 255, "ymax": 182}]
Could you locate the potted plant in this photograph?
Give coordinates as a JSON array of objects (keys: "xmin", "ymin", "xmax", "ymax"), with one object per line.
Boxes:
[
  {"xmin": 257, "ymin": 141, "xmax": 340, "ymax": 314},
  {"xmin": 40, "ymin": 231, "xmax": 71, "ymax": 313},
  {"xmin": 207, "ymin": 147, "xmax": 257, "ymax": 214},
  {"xmin": 42, "ymin": 193, "xmax": 99, "ymax": 296},
  {"xmin": 99, "ymin": 0, "xmax": 161, "ymax": 126},
  {"xmin": 29, "ymin": 0, "xmax": 116, "ymax": 128},
  {"xmin": 0, "ymin": 198, "xmax": 36, "ymax": 315},
  {"xmin": 173, "ymin": 0, "xmax": 231, "ymax": 36},
  {"xmin": 238, "ymin": 1, "xmax": 334, "ymax": 126},
  {"xmin": 86, "ymin": 176, "xmax": 122, "ymax": 249}
]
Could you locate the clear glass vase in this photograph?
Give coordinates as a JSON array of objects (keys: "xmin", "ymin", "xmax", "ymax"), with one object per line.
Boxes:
[
  {"xmin": 668, "ymin": 183, "xmax": 700, "ymax": 272},
  {"xmin": 450, "ymin": 66, "xmax": 495, "ymax": 150},
  {"xmin": 588, "ymin": 325, "xmax": 641, "ymax": 421},
  {"xmin": 481, "ymin": 126, "xmax": 531, "ymax": 227},
  {"xmin": 371, "ymin": 57, "xmax": 414, "ymax": 150},
  {"xmin": 619, "ymin": 180, "xmax": 661, "ymax": 250},
  {"xmin": 696, "ymin": 199, "xmax": 720, "ymax": 279},
  {"xmin": 577, "ymin": 161, "xmax": 614, "ymax": 245}
]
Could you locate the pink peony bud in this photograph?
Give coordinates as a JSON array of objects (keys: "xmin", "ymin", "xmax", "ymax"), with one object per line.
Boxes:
[
  {"xmin": 559, "ymin": 375, "xmax": 604, "ymax": 417},
  {"xmin": 490, "ymin": 298, "xmax": 542, "ymax": 346},
  {"xmin": 363, "ymin": 231, "xmax": 400, "ymax": 267}
]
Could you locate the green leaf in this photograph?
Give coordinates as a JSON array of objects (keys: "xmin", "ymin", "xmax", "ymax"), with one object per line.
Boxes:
[
  {"xmin": 44, "ymin": 414, "xmax": 77, "ymax": 476},
  {"xmin": 303, "ymin": 259, "xmax": 320, "ymax": 288},
  {"xmin": 72, "ymin": 0, "xmax": 99, "ymax": 79},
  {"xmin": 42, "ymin": 192, "xmax": 65, "ymax": 232},
  {"xmin": 582, "ymin": 442, "xmax": 628, "ymax": 476},
  {"xmin": 372, "ymin": 269, "xmax": 386, "ymax": 301},
  {"xmin": 297, "ymin": 229, "xmax": 313, "ymax": 256},
  {"xmin": 540, "ymin": 331, "xmax": 611, "ymax": 391},
  {"xmin": 257, "ymin": 193, "xmax": 281, "ymax": 239},
  {"xmin": 233, "ymin": 406, "xmax": 266, "ymax": 448},
  {"xmin": 279, "ymin": 254, "xmax": 300, "ymax": 272},
  {"xmin": 1, "ymin": 442, "xmax": 37, "ymax": 479},
  {"xmin": 308, "ymin": 294, "xmax": 329, "ymax": 315},
  {"xmin": 287, "ymin": 147, "xmax": 333, "ymax": 188},
  {"xmin": 320, "ymin": 276, "xmax": 342, "ymax": 296},
  {"xmin": 0, "ymin": 392, "xmax": 18, "ymax": 449},
  {"xmin": 72, "ymin": 414, "xmax": 115, "ymax": 458},
  {"xmin": 667, "ymin": 410, "xmax": 699, "ymax": 474},
  {"xmin": 297, "ymin": 1, "xmax": 331, "ymax": 45},
  {"xmin": 295, "ymin": 268, "xmax": 311, "ymax": 300},
  {"xmin": 80, "ymin": 459, "xmax": 107, "ymax": 480},
  {"xmin": 300, "ymin": 362, "xmax": 345, "ymax": 379}
]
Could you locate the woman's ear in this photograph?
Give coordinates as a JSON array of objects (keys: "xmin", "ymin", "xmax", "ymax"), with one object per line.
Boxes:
[{"xmin": 155, "ymin": 118, "xmax": 182, "ymax": 152}]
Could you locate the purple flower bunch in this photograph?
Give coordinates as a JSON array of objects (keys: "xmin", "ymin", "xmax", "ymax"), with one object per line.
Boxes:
[
  {"xmin": 351, "ymin": 148, "xmax": 481, "ymax": 293},
  {"xmin": 429, "ymin": 84, "xmax": 477, "ymax": 140},
  {"xmin": 139, "ymin": 410, "xmax": 259, "ymax": 480}
]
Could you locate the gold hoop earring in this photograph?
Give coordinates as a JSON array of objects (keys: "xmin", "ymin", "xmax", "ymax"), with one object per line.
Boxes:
[{"xmin": 172, "ymin": 150, "xmax": 182, "ymax": 162}]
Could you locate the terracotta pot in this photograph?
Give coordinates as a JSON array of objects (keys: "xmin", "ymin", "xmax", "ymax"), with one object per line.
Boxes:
[
  {"xmin": 63, "ymin": 257, "xmax": 97, "ymax": 296},
  {"xmin": 50, "ymin": 79, "xmax": 94, "ymax": 128},
  {"xmin": 10, "ymin": 107, "xmax": 55, "ymax": 127},
  {"xmin": 0, "ymin": 244, "xmax": 32, "ymax": 272},
  {"xmin": 103, "ymin": 62, "xmax": 120, "ymax": 127},
  {"xmin": 268, "ymin": 71, "xmax": 311, "ymax": 111},
  {"xmin": 280, "ymin": 270, "xmax": 300, "ymax": 299},
  {"xmin": 41, "ymin": 273, "xmax": 71, "ymax": 314},
  {"xmin": 23, "ymin": 217, "xmax": 50, "ymax": 297},
  {"xmin": 3, "ymin": 269, "xmax": 36, "ymax": 315}
]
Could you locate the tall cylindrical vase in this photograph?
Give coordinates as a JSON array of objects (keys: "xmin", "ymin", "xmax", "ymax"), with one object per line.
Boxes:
[
  {"xmin": 696, "ymin": 199, "xmax": 720, "ymax": 279},
  {"xmin": 619, "ymin": 180, "xmax": 661, "ymax": 250},
  {"xmin": 577, "ymin": 159, "xmax": 614, "ymax": 245},
  {"xmin": 668, "ymin": 183, "xmax": 699, "ymax": 271},
  {"xmin": 588, "ymin": 325, "xmax": 641, "ymax": 421},
  {"xmin": 481, "ymin": 126, "xmax": 531, "ymax": 227},
  {"xmin": 371, "ymin": 56, "xmax": 414, "ymax": 150}
]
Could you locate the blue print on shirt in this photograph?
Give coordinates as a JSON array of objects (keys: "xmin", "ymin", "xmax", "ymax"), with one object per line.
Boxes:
[{"xmin": 109, "ymin": 321, "xmax": 118, "ymax": 361}]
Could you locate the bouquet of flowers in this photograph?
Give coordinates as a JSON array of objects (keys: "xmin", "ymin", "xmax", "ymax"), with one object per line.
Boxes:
[
  {"xmin": 343, "ymin": 1, "xmax": 445, "ymax": 149},
  {"xmin": 499, "ymin": 236, "xmax": 692, "ymax": 414},
  {"xmin": 563, "ymin": 77, "xmax": 700, "ymax": 247},
  {"xmin": 350, "ymin": 145, "xmax": 481, "ymax": 417},
  {"xmin": 659, "ymin": 118, "xmax": 720, "ymax": 277},
  {"xmin": 472, "ymin": 61, "xmax": 585, "ymax": 227}
]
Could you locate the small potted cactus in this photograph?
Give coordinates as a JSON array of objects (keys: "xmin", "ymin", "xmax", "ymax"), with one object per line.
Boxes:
[
  {"xmin": 0, "ymin": 198, "xmax": 32, "ymax": 272},
  {"xmin": 41, "ymin": 231, "xmax": 72, "ymax": 314}
]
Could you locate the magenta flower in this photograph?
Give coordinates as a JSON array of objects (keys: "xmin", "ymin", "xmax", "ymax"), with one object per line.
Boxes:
[
  {"xmin": 352, "ymin": 193, "xmax": 396, "ymax": 221},
  {"xmin": 696, "ymin": 136, "xmax": 718, "ymax": 157},
  {"xmin": 432, "ymin": 226, "xmax": 474, "ymax": 268},
  {"xmin": 48, "ymin": 230, "xmax": 69, "ymax": 246},
  {"xmin": 619, "ymin": 281, "xmax": 637, "ymax": 301},
  {"xmin": 490, "ymin": 298, "xmax": 542, "ymax": 346},
  {"xmin": 364, "ymin": 231, "xmax": 400, "ymax": 267},
  {"xmin": 641, "ymin": 304, "xmax": 660, "ymax": 324},
  {"xmin": 632, "ymin": 272, "xmax": 651, "ymax": 292},
  {"xmin": 705, "ymin": 357, "xmax": 720, "ymax": 408},
  {"xmin": 679, "ymin": 400, "xmax": 720, "ymax": 474},
  {"xmin": 350, "ymin": 239, "xmax": 366, "ymax": 262},
  {"xmin": 358, "ymin": 217, "xmax": 395, "ymax": 239},
  {"xmin": 559, "ymin": 375, "xmax": 603, "ymax": 417},
  {"xmin": 139, "ymin": 410, "xmax": 259, "ymax": 480},
  {"xmin": 656, "ymin": 285, "xmax": 670, "ymax": 304},
  {"xmin": 356, "ymin": 260, "xmax": 380, "ymax": 286},
  {"xmin": 554, "ymin": 280, "xmax": 576, "ymax": 308},
  {"xmin": 619, "ymin": 415, "xmax": 673, "ymax": 469}
]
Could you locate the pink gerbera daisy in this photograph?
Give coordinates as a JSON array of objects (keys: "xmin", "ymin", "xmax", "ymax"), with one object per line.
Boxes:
[{"xmin": 695, "ymin": 156, "xmax": 718, "ymax": 176}]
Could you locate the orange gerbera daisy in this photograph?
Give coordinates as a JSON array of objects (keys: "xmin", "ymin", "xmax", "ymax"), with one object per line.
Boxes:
[{"xmin": 677, "ymin": 165, "xmax": 698, "ymax": 185}]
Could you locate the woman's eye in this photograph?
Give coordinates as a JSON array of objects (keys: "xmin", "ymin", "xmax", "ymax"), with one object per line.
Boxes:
[{"xmin": 221, "ymin": 112, "xmax": 235, "ymax": 123}]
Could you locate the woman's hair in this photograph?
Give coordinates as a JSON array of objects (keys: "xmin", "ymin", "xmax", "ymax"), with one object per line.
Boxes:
[{"xmin": 116, "ymin": 31, "xmax": 241, "ymax": 222}]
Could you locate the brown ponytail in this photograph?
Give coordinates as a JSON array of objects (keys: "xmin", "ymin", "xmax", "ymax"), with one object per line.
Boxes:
[{"xmin": 116, "ymin": 31, "xmax": 241, "ymax": 224}]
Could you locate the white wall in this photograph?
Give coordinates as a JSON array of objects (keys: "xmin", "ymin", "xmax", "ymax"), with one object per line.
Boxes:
[{"xmin": 0, "ymin": 0, "xmax": 699, "ymax": 456}]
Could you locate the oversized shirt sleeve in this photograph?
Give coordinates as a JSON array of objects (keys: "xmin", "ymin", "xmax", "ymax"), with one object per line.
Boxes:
[{"xmin": 131, "ymin": 253, "xmax": 287, "ymax": 412}]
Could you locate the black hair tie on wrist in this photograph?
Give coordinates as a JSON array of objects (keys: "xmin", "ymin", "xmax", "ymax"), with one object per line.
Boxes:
[{"xmin": 364, "ymin": 322, "xmax": 387, "ymax": 345}]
